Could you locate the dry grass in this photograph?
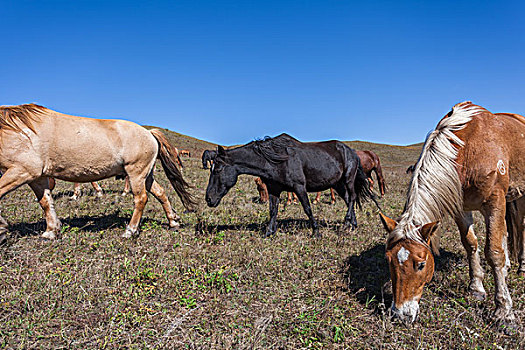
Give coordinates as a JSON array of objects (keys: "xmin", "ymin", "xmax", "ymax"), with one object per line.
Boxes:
[{"xmin": 0, "ymin": 132, "xmax": 523, "ymax": 349}]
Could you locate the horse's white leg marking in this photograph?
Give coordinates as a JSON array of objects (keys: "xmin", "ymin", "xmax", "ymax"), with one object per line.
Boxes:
[
  {"xmin": 456, "ymin": 212, "xmax": 486, "ymax": 299},
  {"xmin": 72, "ymin": 183, "xmax": 82, "ymax": 200},
  {"xmin": 92, "ymin": 182, "xmax": 103, "ymax": 197},
  {"xmin": 397, "ymin": 246, "xmax": 410, "ymax": 265},
  {"xmin": 482, "ymin": 191, "xmax": 515, "ymax": 322},
  {"xmin": 29, "ymin": 178, "xmax": 61, "ymax": 239}
]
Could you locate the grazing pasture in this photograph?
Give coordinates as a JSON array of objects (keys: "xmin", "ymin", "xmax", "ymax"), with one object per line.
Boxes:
[{"xmin": 0, "ymin": 130, "xmax": 523, "ymax": 349}]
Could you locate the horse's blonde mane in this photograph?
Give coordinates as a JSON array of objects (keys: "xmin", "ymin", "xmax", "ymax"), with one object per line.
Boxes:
[
  {"xmin": 0, "ymin": 103, "xmax": 48, "ymax": 133},
  {"xmin": 387, "ymin": 101, "xmax": 486, "ymax": 248}
]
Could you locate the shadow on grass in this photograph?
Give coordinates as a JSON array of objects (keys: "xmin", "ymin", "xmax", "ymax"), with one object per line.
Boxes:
[
  {"xmin": 342, "ymin": 244, "xmax": 464, "ymax": 312},
  {"xmin": 5, "ymin": 211, "xmax": 173, "ymax": 239},
  {"xmin": 195, "ymin": 217, "xmax": 335, "ymax": 236}
]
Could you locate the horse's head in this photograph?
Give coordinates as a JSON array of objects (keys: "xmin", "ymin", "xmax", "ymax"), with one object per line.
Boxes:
[
  {"xmin": 380, "ymin": 213, "xmax": 438, "ymax": 323},
  {"xmin": 205, "ymin": 146, "xmax": 238, "ymax": 207}
]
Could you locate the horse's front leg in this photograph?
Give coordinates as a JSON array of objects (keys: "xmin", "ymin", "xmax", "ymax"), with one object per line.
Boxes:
[
  {"xmin": 482, "ymin": 189, "xmax": 516, "ymax": 326},
  {"xmin": 295, "ymin": 188, "xmax": 319, "ymax": 237},
  {"xmin": 455, "ymin": 211, "xmax": 486, "ymax": 300},
  {"xmin": 0, "ymin": 168, "xmax": 38, "ymax": 236},
  {"xmin": 122, "ymin": 175, "xmax": 149, "ymax": 238},
  {"xmin": 29, "ymin": 177, "xmax": 62, "ymax": 239},
  {"xmin": 265, "ymin": 193, "xmax": 280, "ymax": 237}
]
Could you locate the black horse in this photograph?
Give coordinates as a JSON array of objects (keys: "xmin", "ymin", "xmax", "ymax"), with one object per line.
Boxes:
[
  {"xmin": 201, "ymin": 149, "xmax": 217, "ymax": 169},
  {"xmin": 205, "ymin": 133, "xmax": 377, "ymax": 237}
]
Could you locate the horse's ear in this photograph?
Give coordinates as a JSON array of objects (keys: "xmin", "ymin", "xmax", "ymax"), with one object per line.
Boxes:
[
  {"xmin": 419, "ymin": 222, "xmax": 439, "ymax": 244},
  {"xmin": 379, "ymin": 212, "xmax": 397, "ymax": 233},
  {"xmin": 217, "ymin": 145, "xmax": 226, "ymax": 156}
]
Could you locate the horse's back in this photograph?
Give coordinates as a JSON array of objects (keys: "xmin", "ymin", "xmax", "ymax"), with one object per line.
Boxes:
[
  {"xmin": 457, "ymin": 111, "xmax": 525, "ymax": 205},
  {"xmin": 36, "ymin": 112, "xmax": 157, "ymax": 181}
]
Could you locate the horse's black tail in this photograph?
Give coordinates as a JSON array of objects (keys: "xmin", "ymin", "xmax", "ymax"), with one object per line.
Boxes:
[
  {"xmin": 354, "ymin": 164, "xmax": 381, "ymax": 211},
  {"xmin": 150, "ymin": 129, "xmax": 197, "ymax": 211}
]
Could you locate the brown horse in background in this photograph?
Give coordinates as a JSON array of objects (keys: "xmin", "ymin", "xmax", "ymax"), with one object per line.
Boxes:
[
  {"xmin": 48, "ymin": 178, "xmax": 104, "ymax": 200},
  {"xmin": 380, "ymin": 101, "xmax": 525, "ymax": 328},
  {"xmin": 254, "ymin": 177, "xmax": 298, "ymax": 205},
  {"xmin": 0, "ymin": 104, "xmax": 195, "ymax": 239},
  {"xmin": 313, "ymin": 149, "xmax": 386, "ymax": 204},
  {"xmin": 356, "ymin": 150, "xmax": 385, "ymax": 196}
]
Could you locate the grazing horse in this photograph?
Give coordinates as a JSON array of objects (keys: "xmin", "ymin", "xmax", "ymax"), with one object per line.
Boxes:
[
  {"xmin": 202, "ymin": 149, "xmax": 217, "ymax": 169},
  {"xmin": 180, "ymin": 149, "xmax": 191, "ymax": 157},
  {"xmin": 356, "ymin": 150, "xmax": 386, "ymax": 196},
  {"xmin": 0, "ymin": 104, "xmax": 195, "ymax": 239},
  {"xmin": 206, "ymin": 133, "xmax": 376, "ymax": 237},
  {"xmin": 380, "ymin": 101, "xmax": 525, "ymax": 327}
]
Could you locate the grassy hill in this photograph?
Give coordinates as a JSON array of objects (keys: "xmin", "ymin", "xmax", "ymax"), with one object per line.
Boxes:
[{"xmin": 0, "ymin": 128, "xmax": 522, "ymax": 349}]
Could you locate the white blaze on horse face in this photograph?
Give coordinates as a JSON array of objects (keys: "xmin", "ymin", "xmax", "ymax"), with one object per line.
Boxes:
[{"xmin": 397, "ymin": 246, "xmax": 410, "ymax": 265}]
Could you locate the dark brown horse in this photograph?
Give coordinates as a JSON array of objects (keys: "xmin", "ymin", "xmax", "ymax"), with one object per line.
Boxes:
[
  {"xmin": 380, "ymin": 101, "xmax": 525, "ymax": 328},
  {"xmin": 206, "ymin": 134, "xmax": 376, "ymax": 237}
]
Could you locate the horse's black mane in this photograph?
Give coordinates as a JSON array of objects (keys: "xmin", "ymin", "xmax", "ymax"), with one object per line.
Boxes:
[{"xmin": 250, "ymin": 133, "xmax": 299, "ymax": 164}]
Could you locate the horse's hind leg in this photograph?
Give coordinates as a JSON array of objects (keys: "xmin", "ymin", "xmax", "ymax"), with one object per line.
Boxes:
[
  {"xmin": 294, "ymin": 188, "xmax": 319, "ymax": 237},
  {"xmin": 455, "ymin": 211, "xmax": 486, "ymax": 300},
  {"xmin": 265, "ymin": 193, "xmax": 281, "ymax": 237},
  {"xmin": 72, "ymin": 183, "xmax": 82, "ymax": 200},
  {"xmin": 28, "ymin": 177, "xmax": 61, "ymax": 239},
  {"xmin": 147, "ymin": 178, "xmax": 181, "ymax": 230},
  {"xmin": 482, "ymin": 190, "xmax": 516, "ymax": 324},
  {"xmin": 91, "ymin": 182, "xmax": 103, "ymax": 197},
  {"xmin": 333, "ymin": 183, "xmax": 355, "ymax": 230},
  {"xmin": 122, "ymin": 175, "xmax": 149, "ymax": 238}
]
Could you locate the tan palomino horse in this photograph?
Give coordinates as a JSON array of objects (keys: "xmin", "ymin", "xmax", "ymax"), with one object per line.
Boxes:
[
  {"xmin": 0, "ymin": 104, "xmax": 195, "ymax": 239},
  {"xmin": 380, "ymin": 101, "xmax": 525, "ymax": 328}
]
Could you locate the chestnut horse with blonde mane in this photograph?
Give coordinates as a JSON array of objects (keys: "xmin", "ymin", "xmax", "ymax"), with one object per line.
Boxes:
[
  {"xmin": 380, "ymin": 101, "xmax": 525, "ymax": 328},
  {"xmin": 0, "ymin": 104, "xmax": 195, "ymax": 239}
]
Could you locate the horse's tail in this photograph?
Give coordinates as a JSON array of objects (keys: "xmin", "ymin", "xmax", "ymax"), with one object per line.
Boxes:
[
  {"xmin": 150, "ymin": 129, "xmax": 197, "ymax": 211},
  {"xmin": 505, "ymin": 200, "xmax": 522, "ymax": 261},
  {"xmin": 354, "ymin": 162, "xmax": 381, "ymax": 211}
]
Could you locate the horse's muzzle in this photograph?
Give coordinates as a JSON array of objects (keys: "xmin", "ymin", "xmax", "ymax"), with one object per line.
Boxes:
[{"xmin": 391, "ymin": 300, "xmax": 419, "ymax": 323}]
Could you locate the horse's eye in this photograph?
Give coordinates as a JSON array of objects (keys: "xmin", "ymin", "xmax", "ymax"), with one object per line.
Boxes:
[{"xmin": 416, "ymin": 261, "xmax": 426, "ymax": 271}]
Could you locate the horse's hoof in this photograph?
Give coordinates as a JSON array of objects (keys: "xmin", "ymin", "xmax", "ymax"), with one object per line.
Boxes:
[
  {"xmin": 121, "ymin": 192, "xmax": 128, "ymax": 197},
  {"xmin": 169, "ymin": 222, "xmax": 181, "ymax": 231},
  {"xmin": 495, "ymin": 315, "xmax": 520, "ymax": 335},
  {"xmin": 263, "ymin": 230, "xmax": 275, "ymax": 238},
  {"xmin": 122, "ymin": 228, "xmax": 136, "ymax": 239},
  {"xmin": 0, "ymin": 233, "xmax": 7, "ymax": 246},
  {"xmin": 471, "ymin": 290, "xmax": 486, "ymax": 301},
  {"xmin": 312, "ymin": 230, "xmax": 321, "ymax": 238},
  {"xmin": 42, "ymin": 231, "xmax": 57, "ymax": 240}
]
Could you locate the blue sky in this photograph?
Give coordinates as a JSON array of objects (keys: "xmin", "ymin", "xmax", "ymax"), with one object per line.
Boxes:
[{"xmin": 3, "ymin": 1, "xmax": 524, "ymax": 145}]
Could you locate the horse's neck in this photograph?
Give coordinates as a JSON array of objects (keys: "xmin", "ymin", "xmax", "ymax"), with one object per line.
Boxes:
[{"xmin": 229, "ymin": 146, "xmax": 272, "ymax": 178}]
